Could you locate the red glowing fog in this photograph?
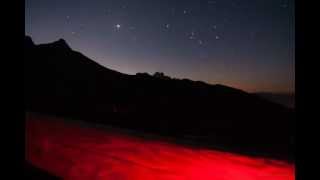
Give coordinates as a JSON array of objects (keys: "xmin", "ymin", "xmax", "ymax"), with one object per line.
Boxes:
[{"xmin": 26, "ymin": 113, "xmax": 294, "ymax": 180}]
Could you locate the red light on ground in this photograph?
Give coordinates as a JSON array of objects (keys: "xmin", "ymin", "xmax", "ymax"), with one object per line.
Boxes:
[{"xmin": 26, "ymin": 114, "xmax": 294, "ymax": 180}]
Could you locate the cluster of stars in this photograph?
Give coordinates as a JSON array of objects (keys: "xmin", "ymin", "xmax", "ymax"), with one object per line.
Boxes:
[
  {"xmin": 64, "ymin": 1, "xmax": 286, "ymax": 47},
  {"xmin": 65, "ymin": 4, "xmax": 223, "ymax": 47},
  {"xmin": 186, "ymin": 26, "xmax": 220, "ymax": 46}
]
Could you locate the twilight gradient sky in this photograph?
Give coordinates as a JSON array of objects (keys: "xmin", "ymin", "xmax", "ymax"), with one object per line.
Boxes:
[{"xmin": 25, "ymin": 0, "xmax": 294, "ymax": 93}]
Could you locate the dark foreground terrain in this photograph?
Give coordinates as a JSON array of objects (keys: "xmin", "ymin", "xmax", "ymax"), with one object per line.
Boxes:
[
  {"xmin": 254, "ymin": 92, "xmax": 295, "ymax": 109},
  {"xmin": 25, "ymin": 161, "xmax": 60, "ymax": 179},
  {"xmin": 24, "ymin": 36, "xmax": 294, "ymax": 162},
  {"xmin": 26, "ymin": 113, "xmax": 294, "ymax": 180}
]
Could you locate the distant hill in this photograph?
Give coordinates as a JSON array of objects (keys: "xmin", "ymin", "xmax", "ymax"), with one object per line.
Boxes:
[
  {"xmin": 24, "ymin": 36, "xmax": 294, "ymax": 161},
  {"xmin": 254, "ymin": 92, "xmax": 295, "ymax": 109}
]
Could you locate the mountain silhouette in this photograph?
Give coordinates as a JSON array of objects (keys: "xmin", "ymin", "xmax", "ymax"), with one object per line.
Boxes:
[
  {"xmin": 24, "ymin": 36, "xmax": 294, "ymax": 161},
  {"xmin": 254, "ymin": 92, "xmax": 295, "ymax": 109}
]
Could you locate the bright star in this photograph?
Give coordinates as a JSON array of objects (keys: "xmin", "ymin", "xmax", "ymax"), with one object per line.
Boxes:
[{"xmin": 115, "ymin": 24, "xmax": 121, "ymax": 30}]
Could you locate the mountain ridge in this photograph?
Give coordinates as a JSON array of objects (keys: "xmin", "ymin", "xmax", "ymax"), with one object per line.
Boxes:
[{"xmin": 24, "ymin": 36, "xmax": 294, "ymax": 161}]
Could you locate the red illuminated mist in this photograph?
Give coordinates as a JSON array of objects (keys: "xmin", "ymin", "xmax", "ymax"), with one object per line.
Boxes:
[{"xmin": 26, "ymin": 113, "xmax": 295, "ymax": 180}]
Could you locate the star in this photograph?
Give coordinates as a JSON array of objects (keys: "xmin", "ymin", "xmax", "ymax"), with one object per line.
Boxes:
[
  {"xmin": 183, "ymin": 10, "xmax": 187, "ymax": 14},
  {"xmin": 213, "ymin": 25, "xmax": 217, "ymax": 29},
  {"xmin": 215, "ymin": 35, "xmax": 220, "ymax": 40},
  {"xmin": 66, "ymin": 16, "xmax": 71, "ymax": 22},
  {"xmin": 188, "ymin": 31, "xmax": 196, "ymax": 40},
  {"xmin": 115, "ymin": 24, "xmax": 121, "ymax": 30},
  {"xmin": 198, "ymin": 40, "xmax": 203, "ymax": 45},
  {"xmin": 165, "ymin": 24, "xmax": 170, "ymax": 29}
]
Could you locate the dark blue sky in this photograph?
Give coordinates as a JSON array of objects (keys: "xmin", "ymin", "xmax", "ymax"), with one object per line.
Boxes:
[{"xmin": 26, "ymin": 0, "xmax": 294, "ymax": 93}]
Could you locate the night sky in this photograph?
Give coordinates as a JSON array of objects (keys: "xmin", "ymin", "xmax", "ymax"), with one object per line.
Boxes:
[{"xmin": 25, "ymin": 0, "xmax": 294, "ymax": 93}]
